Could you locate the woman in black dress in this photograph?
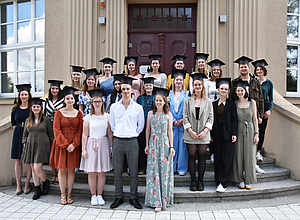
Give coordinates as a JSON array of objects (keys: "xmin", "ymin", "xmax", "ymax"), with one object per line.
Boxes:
[
  {"xmin": 43, "ymin": 80, "xmax": 64, "ymax": 185},
  {"xmin": 11, "ymin": 84, "xmax": 32, "ymax": 195},
  {"xmin": 21, "ymin": 98, "xmax": 53, "ymax": 200}
]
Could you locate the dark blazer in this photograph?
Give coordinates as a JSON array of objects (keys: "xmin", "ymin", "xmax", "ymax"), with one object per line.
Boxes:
[{"xmin": 212, "ymin": 99, "xmax": 238, "ymax": 141}]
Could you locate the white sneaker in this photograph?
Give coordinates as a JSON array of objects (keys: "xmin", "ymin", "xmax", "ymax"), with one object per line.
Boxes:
[
  {"xmin": 216, "ymin": 183, "xmax": 226, "ymax": 192},
  {"xmin": 97, "ymin": 195, "xmax": 105, "ymax": 206},
  {"xmin": 256, "ymin": 152, "xmax": 263, "ymax": 162},
  {"xmin": 256, "ymin": 165, "xmax": 265, "ymax": 173},
  {"xmin": 239, "ymin": 182, "xmax": 245, "ymax": 189},
  {"xmin": 210, "ymin": 154, "xmax": 214, "ymax": 163},
  {"xmin": 178, "ymin": 172, "xmax": 186, "ymax": 176},
  {"xmin": 91, "ymin": 195, "xmax": 98, "ymax": 206}
]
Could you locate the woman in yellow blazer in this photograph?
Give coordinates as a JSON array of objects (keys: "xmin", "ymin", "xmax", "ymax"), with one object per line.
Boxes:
[{"xmin": 183, "ymin": 73, "xmax": 213, "ymax": 192}]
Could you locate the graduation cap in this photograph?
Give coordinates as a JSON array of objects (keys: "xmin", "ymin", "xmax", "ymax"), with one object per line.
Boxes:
[
  {"xmin": 149, "ymin": 54, "xmax": 162, "ymax": 62},
  {"xmin": 153, "ymin": 87, "xmax": 170, "ymax": 98},
  {"xmin": 16, "ymin": 84, "xmax": 31, "ymax": 93},
  {"xmin": 62, "ymin": 86, "xmax": 79, "ymax": 97},
  {"xmin": 87, "ymin": 88, "xmax": 106, "ymax": 98},
  {"xmin": 141, "ymin": 77, "xmax": 155, "ymax": 85},
  {"xmin": 252, "ymin": 59, "xmax": 268, "ymax": 68},
  {"xmin": 194, "ymin": 53, "xmax": 209, "ymax": 61},
  {"xmin": 48, "ymin": 80, "xmax": 63, "ymax": 88},
  {"xmin": 207, "ymin": 59, "xmax": 225, "ymax": 68},
  {"xmin": 82, "ymin": 68, "xmax": 100, "ymax": 78},
  {"xmin": 171, "ymin": 54, "xmax": 187, "ymax": 62},
  {"xmin": 124, "ymin": 56, "xmax": 138, "ymax": 65},
  {"xmin": 234, "ymin": 56, "xmax": 253, "ymax": 65},
  {"xmin": 216, "ymin": 78, "xmax": 231, "ymax": 89},
  {"xmin": 190, "ymin": 73, "xmax": 207, "ymax": 82},
  {"xmin": 171, "ymin": 69, "xmax": 187, "ymax": 79},
  {"xmin": 113, "ymin": 73, "xmax": 124, "ymax": 83},
  {"xmin": 31, "ymin": 98, "xmax": 44, "ymax": 106},
  {"xmin": 70, "ymin": 65, "xmax": 84, "ymax": 73},
  {"xmin": 120, "ymin": 76, "xmax": 137, "ymax": 86},
  {"xmin": 99, "ymin": 57, "xmax": 117, "ymax": 65},
  {"xmin": 233, "ymin": 79, "xmax": 249, "ymax": 89}
]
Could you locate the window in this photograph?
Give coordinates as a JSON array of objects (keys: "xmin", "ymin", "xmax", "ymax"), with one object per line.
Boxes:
[
  {"xmin": 131, "ymin": 6, "xmax": 194, "ymax": 30},
  {"xmin": 0, "ymin": 0, "xmax": 44, "ymax": 97}
]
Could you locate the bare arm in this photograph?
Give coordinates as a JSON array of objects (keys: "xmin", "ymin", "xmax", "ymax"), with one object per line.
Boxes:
[
  {"xmin": 168, "ymin": 112, "xmax": 175, "ymax": 157},
  {"xmin": 252, "ymin": 100, "xmax": 259, "ymax": 145},
  {"xmin": 81, "ymin": 121, "xmax": 89, "ymax": 158},
  {"xmin": 107, "ymin": 121, "xmax": 113, "ymax": 157},
  {"xmin": 145, "ymin": 111, "xmax": 152, "ymax": 155}
]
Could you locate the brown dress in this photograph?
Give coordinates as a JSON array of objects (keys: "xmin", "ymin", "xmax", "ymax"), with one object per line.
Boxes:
[{"xmin": 49, "ymin": 110, "xmax": 83, "ymax": 169}]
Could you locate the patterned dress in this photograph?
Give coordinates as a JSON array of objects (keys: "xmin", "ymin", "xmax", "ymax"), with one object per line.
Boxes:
[
  {"xmin": 145, "ymin": 113, "xmax": 174, "ymax": 209},
  {"xmin": 77, "ymin": 91, "xmax": 91, "ymax": 116}
]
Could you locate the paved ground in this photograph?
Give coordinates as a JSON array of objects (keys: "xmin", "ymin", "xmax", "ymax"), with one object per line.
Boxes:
[{"xmin": 1, "ymin": 186, "xmax": 300, "ymax": 219}]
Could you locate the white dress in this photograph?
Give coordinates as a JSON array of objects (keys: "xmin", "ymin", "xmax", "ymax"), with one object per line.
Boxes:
[{"xmin": 79, "ymin": 114, "xmax": 113, "ymax": 172}]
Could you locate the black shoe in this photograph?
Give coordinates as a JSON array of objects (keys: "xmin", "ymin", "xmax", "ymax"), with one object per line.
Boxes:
[
  {"xmin": 43, "ymin": 179, "xmax": 50, "ymax": 195},
  {"xmin": 32, "ymin": 185, "xmax": 42, "ymax": 200},
  {"xmin": 130, "ymin": 198, "xmax": 142, "ymax": 209},
  {"xmin": 197, "ymin": 181, "xmax": 204, "ymax": 191},
  {"xmin": 190, "ymin": 178, "xmax": 197, "ymax": 191},
  {"xmin": 110, "ymin": 198, "xmax": 124, "ymax": 209}
]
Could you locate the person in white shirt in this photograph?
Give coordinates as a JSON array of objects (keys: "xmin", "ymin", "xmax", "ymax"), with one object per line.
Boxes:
[{"xmin": 109, "ymin": 76, "xmax": 145, "ymax": 209}]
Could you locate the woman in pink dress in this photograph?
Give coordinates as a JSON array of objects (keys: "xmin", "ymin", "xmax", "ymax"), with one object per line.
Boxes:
[
  {"xmin": 80, "ymin": 88, "xmax": 113, "ymax": 206},
  {"xmin": 124, "ymin": 56, "xmax": 143, "ymax": 98}
]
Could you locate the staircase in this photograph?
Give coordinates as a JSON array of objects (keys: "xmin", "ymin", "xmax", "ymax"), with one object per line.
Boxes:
[{"xmin": 19, "ymin": 157, "xmax": 300, "ymax": 203}]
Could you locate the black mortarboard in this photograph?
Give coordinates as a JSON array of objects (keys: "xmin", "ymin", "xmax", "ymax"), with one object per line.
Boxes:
[
  {"xmin": 124, "ymin": 56, "xmax": 138, "ymax": 65},
  {"xmin": 82, "ymin": 68, "xmax": 100, "ymax": 78},
  {"xmin": 113, "ymin": 74, "xmax": 124, "ymax": 83},
  {"xmin": 48, "ymin": 80, "xmax": 63, "ymax": 88},
  {"xmin": 207, "ymin": 59, "xmax": 225, "ymax": 68},
  {"xmin": 190, "ymin": 73, "xmax": 207, "ymax": 82},
  {"xmin": 171, "ymin": 54, "xmax": 187, "ymax": 62},
  {"xmin": 216, "ymin": 78, "xmax": 231, "ymax": 89},
  {"xmin": 99, "ymin": 57, "xmax": 117, "ymax": 65},
  {"xmin": 194, "ymin": 53, "xmax": 209, "ymax": 61},
  {"xmin": 171, "ymin": 69, "xmax": 187, "ymax": 79},
  {"xmin": 233, "ymin": 79, "xmax": 249, "ymax": 89},
  {"xmin": 88, "ymin": 88, "xmax": 106, "ymax": 98},
  {"xmin": 120, "ymin": 76, "xmax": 137, "ymax": 86},
  {"xmin": 69, "ymin": 65, "xmax": 84, "ymax": 73},
  {"xmin": 153, "ymin": 87, "xmax": 170, "ymax": 98},
  {"xmin": 234, "ymin": 56, "xmax": 253, "ymax": 65},
  {"xmin": 141, "ymin": 77, "xmax": 155, "ymax": 85},
  {"xmin": 62, "ymin": 86, "xmax": 78, "ymax": 97},
  {"xmin": 31, "ymin": 98, "xmax": 44, "ymax": 106},
  {"xmin": 16, "ymin": 84, "xmax": 31, "ymax": 93},
  {"xmin": 252, "ymin": 59, "xmax": 268, "ymax": 68},
  {"xmin": 149, "ymin": 54, "xmax": 162, "ymax": 62}
]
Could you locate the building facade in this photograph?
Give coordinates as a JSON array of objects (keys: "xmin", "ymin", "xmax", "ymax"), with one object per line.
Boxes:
[{"xmin": 0, "ymin": 0, "xmax": 289, "ymax": 119}]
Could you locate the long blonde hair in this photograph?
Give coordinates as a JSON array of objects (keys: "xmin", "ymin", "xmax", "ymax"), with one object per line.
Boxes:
[
  {"xmin": 192, "ymin": 80, "xmax": 207, "ymax": 100},
  {"xmin": 195, "ymin": 60, "xmax": 209, "ymax": 77},
  {"xmin": 209, "ymin": 66, "xmax": 223, "ymax": 82},
  {"xmin": 171, "ymin": 76, "xmax": 186, "ymax": 93}
]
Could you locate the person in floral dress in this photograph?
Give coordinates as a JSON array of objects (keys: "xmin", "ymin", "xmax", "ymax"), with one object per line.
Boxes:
[{"xmin": 144, "ymin": 87, "xmax": 175, "ymax": 212}]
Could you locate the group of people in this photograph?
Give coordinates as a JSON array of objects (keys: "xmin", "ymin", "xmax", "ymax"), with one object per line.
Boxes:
[{"xmin": 10, "ymin": 53, "xmax": 273, "ymax": 212}]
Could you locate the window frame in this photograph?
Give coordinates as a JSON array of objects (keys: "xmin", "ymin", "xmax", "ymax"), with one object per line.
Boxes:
[{"xmin": 0, "ymin": 0, "xmax": 44, "ymax": 98}]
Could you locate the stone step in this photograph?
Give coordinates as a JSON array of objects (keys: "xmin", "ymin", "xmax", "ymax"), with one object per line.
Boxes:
[
  {"xmin": 19, "ymin": 178, "xmax": 300, "ymax": 203},
  {"xmin": 44, "ymin": 164, "xmax": 289, "ymax": 187}
]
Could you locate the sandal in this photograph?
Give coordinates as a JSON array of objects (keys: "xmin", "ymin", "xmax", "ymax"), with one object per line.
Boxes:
[
  {"xmin": 53, "ymin": 175, "xmax": 59, "ymax": 185},
  {"xmin": 50, "ymin": 175, "xmax": 58, "ymax": 185},
  {"xmin": 60, "ymin": 194, "xmax": 67, "ymax": 205},
  {"xmin": 67, "ymin": 195, "xmax": 74, "ymax": 204}
]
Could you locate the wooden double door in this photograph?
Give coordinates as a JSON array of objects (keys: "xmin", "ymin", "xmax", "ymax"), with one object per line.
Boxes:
[{"xmin": 128, "ymin": 4, "xmax": 197, "ymax": 75}]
